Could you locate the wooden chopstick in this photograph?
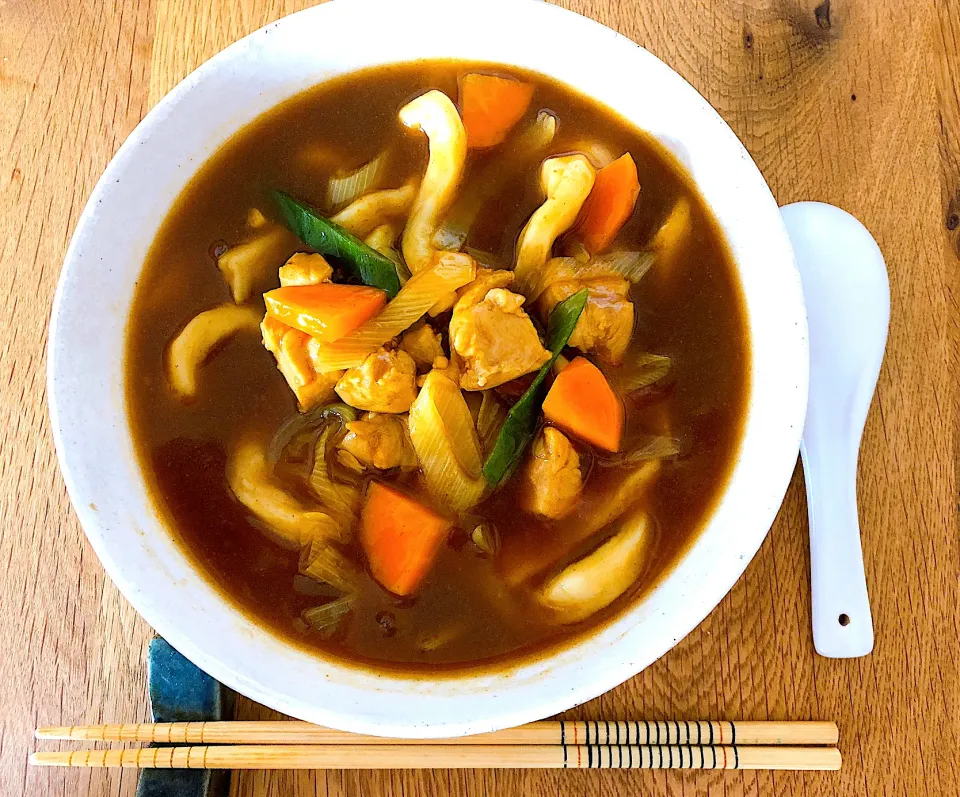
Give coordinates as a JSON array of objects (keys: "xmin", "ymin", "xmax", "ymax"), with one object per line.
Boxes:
[
  {"xmin": 35, "ymin": 720, "xmax": 839, "ymax": 747},
  {"xmin": 29, "ymin": 744, "xmax": 842, "ymax": 771}
]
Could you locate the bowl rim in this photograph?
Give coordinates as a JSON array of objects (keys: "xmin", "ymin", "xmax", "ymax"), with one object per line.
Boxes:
[{"xmin": 48, "ymin": 0, "xmax": 808, "ymax": 737}]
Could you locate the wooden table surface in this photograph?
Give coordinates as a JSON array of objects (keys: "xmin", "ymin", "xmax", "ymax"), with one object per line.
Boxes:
[{"xmin": 2, "ymin": 0, "xmax": 958, "ymax": 795}]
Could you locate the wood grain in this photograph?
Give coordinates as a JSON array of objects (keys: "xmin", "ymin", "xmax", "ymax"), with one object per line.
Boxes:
[{"xmin": 1, "ymin": 1, "xmax": 957, "ymax": 795}]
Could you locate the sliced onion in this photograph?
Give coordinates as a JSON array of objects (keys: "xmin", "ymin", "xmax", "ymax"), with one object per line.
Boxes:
[
  {"xmin": 408, "ymin": 372, "xmax": 487, "ymax": 512},
  {"xmin": 463, "ymin": 247, "xmax": 502, "ymax": 269},
  {"xmin": 569, "ymin": 140, "xmax": 617, "ymax": 169},
  {"xmin": 299, "ymin": 539, "xmax": 361, "ymax": 594},
  {"xmin": 308, "ymin": 427, "xmax": 362, "ymax": 528},
  {"xmin": 417, "ymin": 624, "xmax": 466, "ymax": 652},
  {"xmin": 476, "ymin": 391, "xmax": 507, "ymax": 456},
  {"xmin": 470, "ymin": 522, "xmax": 500, "ymax": 556},
  {"xmin": 534, "ymin": 251, "xmax": 653, "ymax": 301},
  {"xmin": 565, "ymin": 239, "xmax": 592, "ymax": 264},
  {"xmin": 606, "ymin": 352, "xmax": 671, "ymax": 393},
  {"xmin": 589, "ymin": 250, "xmax": 655, "ymax": 283},
  {"xmin": 302, "ymin": 594, "xmax": 355, "ymax": 635},
  {"xmin": 326, "ymin": 152, "xmax": 387, "ymax": 211},
  {"xmin": 597, "ymin": 435, "xmax": 680, "ymax": 468},
  {"xmin": 427, "ymin": 373, "xmax": 483, "ymax": 477},
  {"xmin": 267, "ymin": 403, "xmax": 357, "ymax": 463},
  {"xmin": 292, "ymin": 574, "xmax": 338, "ymax": 598}
]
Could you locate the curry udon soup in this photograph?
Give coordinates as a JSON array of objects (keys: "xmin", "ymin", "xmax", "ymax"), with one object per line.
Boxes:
[{"xmin": 127, "ymin": 62, "xmax": 749, "ymax": 669}]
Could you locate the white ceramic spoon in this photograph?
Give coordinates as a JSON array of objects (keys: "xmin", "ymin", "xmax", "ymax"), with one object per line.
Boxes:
[{"xmin": 780, "ymin": 202, "xmax": 889, "ymax": 658}]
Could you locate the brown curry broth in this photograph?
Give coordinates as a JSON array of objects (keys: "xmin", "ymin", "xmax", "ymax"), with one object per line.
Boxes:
[{"xmin": 126, "ymin": 61, "xmax": 749, "ymax": 670}]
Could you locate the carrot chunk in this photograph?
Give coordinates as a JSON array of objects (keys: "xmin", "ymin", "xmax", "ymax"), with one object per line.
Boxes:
[
  {"xmin": 576, "ymin": 153, "xmax": 641, "ymax": 254},
  {"xmin": 542, "ymin": 357, "xmax": 623, "ymax": 452},
  {"xmin": 360, "ymin": 482, "xmax": 452, "ymax": 596},
  {"xmin": 263, "ymin": 283, "xmax": 386, "ymax": 342},
  {"xmin": 460, "ymin": 73, "xmax": 535, "ymax": 149}
]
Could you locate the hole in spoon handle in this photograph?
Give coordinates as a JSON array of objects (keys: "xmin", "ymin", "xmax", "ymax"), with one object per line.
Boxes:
[{"xmin": 800, "ymin": 439, "xmax": 874, "ymax": 659}]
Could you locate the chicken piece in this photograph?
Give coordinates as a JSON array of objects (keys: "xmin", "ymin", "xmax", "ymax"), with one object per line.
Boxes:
[
  {"xmin": 262, "ymin": 315, "xmax": 293, "ymax": 364},
  {"xmin": 418, "ymin": 354, "xmax": 462, "ymax": 387},
  {"xmin": 513, "ymin": 154, "xmax": 596, "ymax": 297},
  {"xmin": 538, "ymin": 276, "xmax": 634, "ymax": 366},
  {"xmin": 399, "ymin": 91, "xmax": 467, "ymax": 273},
  {"xmin": 520, "ymin": 428, "xmax": 583, "ymax": 520},
  {"xmin": 262, "ymin": 316, "xmax": 341, "ymax": 410},
  {"xmin": 278, "ymin": 252, "xmax": 334, "ymax": 286},
  {"xmin": 277, "ymin": 328, "xmax": 314, "ymax": 387},
  {"xmin": 449, "ymin": 271, "xmax": 550, "ymax": 390},
  {"xmin": 400, "ymin": 323, "xmax": 445, "ymax": 370},
  {"xmin": 335, "ymin": 347, "xmax": 418, "ymax": 413},
  {"xmin": 337, "ymin": 412, "xmax": 418, "ymax": 472}
]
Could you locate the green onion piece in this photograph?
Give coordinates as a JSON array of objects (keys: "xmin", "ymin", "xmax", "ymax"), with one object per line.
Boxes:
[
  {"xmin": 482, "ymin": 289, "xmax": 588, "ymax": 486},
  {"xmin": 273, "ymin": 191, "xmax": 401, "ymax": 298}
]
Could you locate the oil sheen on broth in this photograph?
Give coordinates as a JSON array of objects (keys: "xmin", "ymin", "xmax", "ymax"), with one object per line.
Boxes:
[{"xmin": 126, "ymin": 62, "xmax": 749, "ymax": 670}]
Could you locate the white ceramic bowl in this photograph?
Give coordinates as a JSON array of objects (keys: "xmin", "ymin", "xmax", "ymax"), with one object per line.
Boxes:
[{"xmin": 48, "ymin": 0, "xmax": 807, "ymax": 737}]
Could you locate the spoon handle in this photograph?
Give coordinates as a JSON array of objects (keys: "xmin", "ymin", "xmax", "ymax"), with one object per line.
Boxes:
[{"xmin": 800, "ymin": 422, "xmax": 874, "ymax": 658}]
